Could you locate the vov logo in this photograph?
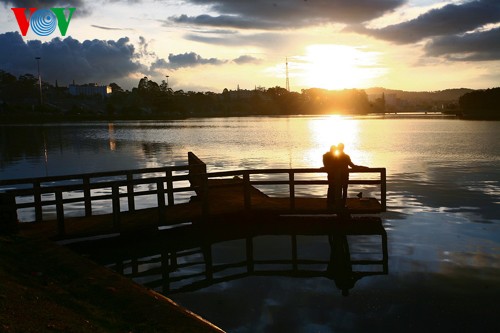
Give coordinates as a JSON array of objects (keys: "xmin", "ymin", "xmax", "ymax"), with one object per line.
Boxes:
[{"xmin": 11, "ymin": 8, "xmax": 76, "ymax": 37}]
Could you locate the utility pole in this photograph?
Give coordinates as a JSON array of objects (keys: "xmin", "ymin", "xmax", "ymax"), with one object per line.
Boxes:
[{"xmin": 35, "ymin": 57, "xmax": 43, "ymax": 106}]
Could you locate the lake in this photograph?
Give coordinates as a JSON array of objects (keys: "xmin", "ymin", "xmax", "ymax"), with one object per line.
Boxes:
[{"xmin": 1, "ymin": 116, "xmax": 499, "ymax": 332}]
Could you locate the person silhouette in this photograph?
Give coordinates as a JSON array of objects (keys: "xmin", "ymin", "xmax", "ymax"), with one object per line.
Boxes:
[
  {"xmin": 323, "ymin": 143, "xmax": 364, "ymax": 209},
  {"xmin": 323, "ymin": 145, "xmax": 338, "ymax": 209}
]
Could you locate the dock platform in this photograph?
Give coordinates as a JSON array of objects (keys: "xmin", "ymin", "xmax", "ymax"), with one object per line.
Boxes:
[{"xmin": 1, "ymin": 152, "xmax": 386, "ymax": 240}]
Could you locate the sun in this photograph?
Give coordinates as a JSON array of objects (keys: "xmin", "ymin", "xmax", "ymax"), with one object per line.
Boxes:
[{"xmin": 297, "ymin": 44, "xmax": 385, "ymax": 90}]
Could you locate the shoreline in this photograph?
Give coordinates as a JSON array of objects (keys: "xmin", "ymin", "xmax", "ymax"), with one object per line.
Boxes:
[{"xmin": 0, "ymin": 231, "xmax": 225, "ymax": 332}]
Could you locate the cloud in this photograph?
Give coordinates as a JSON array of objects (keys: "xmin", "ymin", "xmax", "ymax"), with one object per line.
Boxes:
[
  {"xmin": 170, "ymin": 0, "xmax": 406, "ymax": 29},
  {"xmin": 149, "ymin": 58, "xmax": 169, "ymax": 71},
  {"xmin": 149, "ymin": 52, "xmax": 258, "ymax": 72},
  {"xmin": 2, "ymin": 0, "xmax": 91, "ymax": 17},
  {"xmin": 91, "ymin": 25, "xmax": 134, "ymax": 31},
  {"xmin": 425, "ymin": 27, "xmax": 500, "ymax": 61},
  {"xmin": 233, "ymin": 55, "xmax": 261, "ymax": 64},
  {"xmin": 166, "ymin": 52, "xmax": 227, "ymax": 69},
  {"xmin": 348, "ymin": 0, "xmax": 500, "ymax": 44},
  {"xmin": 170, "ymin": 14, "xmax": 281, "ymax": 29},
  {"xmin": 0, "ymin": 32, "xmax": 143, "ymax": 85},
  {"xmin": 184, "ymin": 31, "xmax": 293, "ymax": 49}
]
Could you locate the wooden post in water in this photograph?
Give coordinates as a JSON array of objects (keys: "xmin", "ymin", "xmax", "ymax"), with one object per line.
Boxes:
[
  {"xmin": 34, "ymin": 181, "xmax": 42, "ymax": 222},
  {"xmin": 203, "ymin": 244, "xmax": 213, "ymax": 280},
  {"xmin": 126, "ymin": 172, "xmax": 135, "ymax": 212},
  {"xmin": 381, "ymin": 168, "xmax": 387, "ymax": 211},
  {"xmin": 157, "ymin": 180, "xmax": 166, "ymax": 224},
  {"xmin": 243, "ymin": 172, "xmax": 251, "ymax": 211},
  {"xmin": 0, "ymin": 192, "xmax": 18, "ymax": 234},
  {"xmin": 201, "ymin": 176, "xmax": 209, "ymax": 221},
  {"xmin": 55, "ymin": 190, "xmax": 65, "ymax": 237},
  {"xmin": 333, "ymin": 170, "xmax": 343, "ymax": 212},
  {"xmin": 246, "ymin": 237, "xmax": 254, "ymax": 273},
  {"xmin": 291, "ymin": 235, "xmax": 298, "ymax": 270},
  {"xmin": 381, "ymin": 229, "xmax": 388, "ymax": 274},
  {"xmin": 165, "ymin": 170, "xmax": 174, "ymax": 206},
  {"xmin": 83, "ymin": 176, "xmax": 92, "ymax": 217},
  {"xmin": 289, "ymin": 171, "xmax": 295, "ymax": 210},
  {"xmin": 112, "ymin": 184, "xmax": 120, "ymax": 231}
]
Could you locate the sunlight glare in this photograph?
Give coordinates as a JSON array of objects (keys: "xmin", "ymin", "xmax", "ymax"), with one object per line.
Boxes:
[
  {"xmin": 297, "ymin": 44, "xmax": 385, "ymax": 90},
  {"xmin": 303, "ymin": 115, "xmax": 362, "ymax": 166}
]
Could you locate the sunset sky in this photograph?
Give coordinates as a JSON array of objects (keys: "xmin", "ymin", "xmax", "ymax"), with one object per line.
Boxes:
[{"xmin": 0, "ymin": 0, "xmax": 499, "ymax": 92}]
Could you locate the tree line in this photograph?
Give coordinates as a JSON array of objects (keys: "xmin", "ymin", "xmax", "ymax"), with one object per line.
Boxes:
[
  {"xmin": 1, "ymin": 69, "xmax": 498, "ymax": 119},
  {"xmin": 459, "ymin": 87, "xmax": 500, "ymax": 119},
  {"xmin": 0, "ymin": 70, "xmax": 379, "ymax": 119}
]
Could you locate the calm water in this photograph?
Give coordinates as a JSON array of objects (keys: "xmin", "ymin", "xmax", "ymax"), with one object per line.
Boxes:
[{"xmin": 1, "ymin": 116, "xmax": 499, "ymax": 332}]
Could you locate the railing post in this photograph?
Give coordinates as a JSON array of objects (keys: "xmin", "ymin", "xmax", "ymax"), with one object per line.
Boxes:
[
  {"xmin": 126, "ymin": 172, "xmax": 135, "ymax": 212},
  {"xmin": 381, "ymin": 168, "xmax": 387, "ymax": 211},
  {"xmin": 289, "ymin": 171, "xmax": 295, "ymax": 210},
  {"xmin": 243, "ymin": 172, "xmax": 251, "ymax": 211},
  {"xmin": 157, "ymin": 180, "xmax": 166, "ymax": 224},
  {"xmin": 34, "ymin": 181, "xmax": 42, "ymax": 223},
  {"xmin": 166, "ymin": 170, "xmax": 174, "ymax": 206},
  {"xmin": 83, "ymin": 176, "xmax": 92, "ymax": 217},
  {"xmin": 55, "ymin": 190, "xmax": 65, "ymax": 237},
  {"xmin": 112, "ymin": 184, "xmax": 120, "ymax": 231}
]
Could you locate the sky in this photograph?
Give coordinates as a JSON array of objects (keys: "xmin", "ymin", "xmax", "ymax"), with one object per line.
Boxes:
[{"xmin": 0, "ymin": 0, "xmax": 499, "ymax": 93}]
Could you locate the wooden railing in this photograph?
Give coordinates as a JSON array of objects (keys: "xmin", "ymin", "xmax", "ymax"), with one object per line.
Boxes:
[
  {"xmin": 203, "ymin": 167, "xmax": 386, "ymax": 212},
  {"xmin": 0, "ymin": 165, "xmax": 193, "ymax": 233},
  {"xmin": 0, "ymin": 153, "xmax": 386, "ymax": 236}
]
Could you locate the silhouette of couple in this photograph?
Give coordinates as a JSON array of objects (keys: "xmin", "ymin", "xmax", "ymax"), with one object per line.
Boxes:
[{"xmin": 323, "ymin": 143, "xmax": 366, "ymax": 210}]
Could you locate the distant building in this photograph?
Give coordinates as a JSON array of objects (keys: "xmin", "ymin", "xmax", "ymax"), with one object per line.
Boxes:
[{"xmin": 68, "ymin": 83, "xmax": 112, "ymax": 97}]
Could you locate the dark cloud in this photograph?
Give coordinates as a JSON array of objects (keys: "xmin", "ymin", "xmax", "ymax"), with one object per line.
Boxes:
[
  {"xmin": 0, "ymin": 32, "xmax": 143, "ymax": 85},
  {"xmin": 184, "ymin": 31, "xmax": 293, "ymax": 49},
  {"xmin": 170, "ymin": 14, "xmax": 286, "ymax": 30},
  {"xmin": 150, "ymin": 52, "xmax": 259, "ymax": 71},
  {"xmin": 425, "ymin": 27, "xmax": 500, "ymax": 61},
  {"xmin": 3, "ymin": 0, "xmax": 91, "ymax": 16},
  {"xmin": 150, "ymin": 58, "xmax": 169, "ymax": 71},
  {"xmin": 233, "ymin": 55, "xmax": 261, "ymax": 64},
  {"xmin": 170, "ymin": 0, "xmax": 406, "ymax": 29},
  {"xmin": 3, "ymin": 0, "xmax": 83, "ymax": 7},
  {"xmin": 167, "ymin": 52, "xmax": 227, "ymax": 69},
  {"xmin": 348, "ymin": 0, "xmax": 500, "ymax": 44}
]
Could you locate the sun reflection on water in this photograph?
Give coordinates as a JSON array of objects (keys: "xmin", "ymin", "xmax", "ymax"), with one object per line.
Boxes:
[{"xmin": 303, "ymin": 115, "xmax": 363, "ymax": 166}]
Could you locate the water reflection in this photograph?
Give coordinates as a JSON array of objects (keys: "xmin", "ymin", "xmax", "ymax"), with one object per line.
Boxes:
[
  {"xmin": 68, "ymin": 218, "xmax": 388, "ymax": 297},
  {"xmin": 0, "ymin": 123, "xmax": 177, "ymax": 179},
  {"xmin": 108, "ymin": 123, "xmax": 116, "ymax": 151}
]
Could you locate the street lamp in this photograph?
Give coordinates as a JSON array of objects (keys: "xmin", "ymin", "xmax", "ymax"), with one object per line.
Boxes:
[{"xmin": 35, "ymin": 57, "xmax": 43, "ymax": 105}]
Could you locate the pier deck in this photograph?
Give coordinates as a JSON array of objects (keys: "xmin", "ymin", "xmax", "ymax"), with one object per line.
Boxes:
[
  {"xmin": 2, "ymin": 152, "xmax": 386, "ymax": 240},
  {"xmin": 20, "ymin": 178, "xmax": 382, "ymax": 239}
]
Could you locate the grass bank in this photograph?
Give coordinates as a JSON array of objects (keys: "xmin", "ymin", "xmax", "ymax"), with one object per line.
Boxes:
[{"xmin": 0, "ymin": 232, "xmax": 224, "ymax": 333}]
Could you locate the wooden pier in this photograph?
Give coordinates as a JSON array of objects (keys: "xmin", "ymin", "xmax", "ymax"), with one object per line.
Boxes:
[{"xmin": 0, "ymin": 152, "xmax": 386, "ymax": 239}]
